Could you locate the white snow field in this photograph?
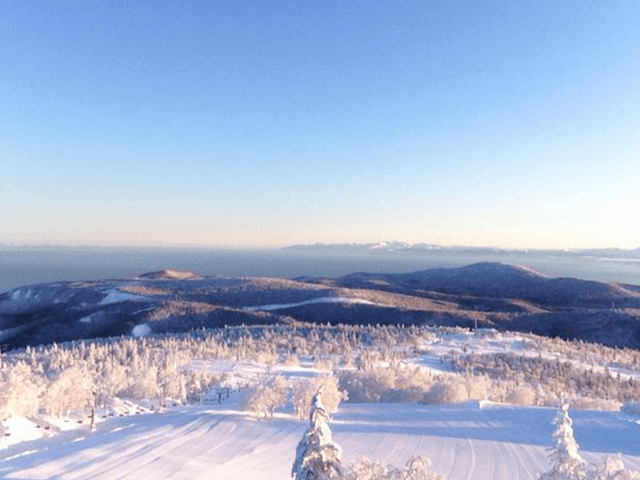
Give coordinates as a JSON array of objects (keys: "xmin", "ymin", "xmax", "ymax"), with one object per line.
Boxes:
[
  {"xmin": 3, "ymin": 327, "xmax": 640, "ymax": 479},
  {"xmin": 1, "ymin": 398, "xmax": 639, "ymax": 480}
]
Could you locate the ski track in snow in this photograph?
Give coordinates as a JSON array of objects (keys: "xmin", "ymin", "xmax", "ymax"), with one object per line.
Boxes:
[{"xmin": 2, "ymin": 402, "xmax": 639, "ymax": 480}]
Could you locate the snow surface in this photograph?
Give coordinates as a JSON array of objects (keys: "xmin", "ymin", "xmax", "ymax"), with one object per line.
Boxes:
[
  {"xmin": 10, "ymin": 289, "xmax": 33, "ymax": 301},
  {"xmin": 1, "ymin": 400, "xmax": 639, "ymax": 480},
  {"xmin": 2, "ymin": 329, "xmax": 640, "ymax": 479},
  {"xmin": 244, "ymin": 296, "xmax": 381, "ymax": 311},
  {"xmin": 99, "ymin": 289, "xmax": 145, "ymax": 305},
  {"xmin": 131, "ymin": 323, "xmax": 152, "ymax": 337},
  {"xmin": 78, "ymin": 313, "xmax": 95, "ymax": 324}
]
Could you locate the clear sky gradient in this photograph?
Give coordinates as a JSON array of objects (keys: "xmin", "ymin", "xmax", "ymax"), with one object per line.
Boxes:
[{"xmin": 2, "ymin": 1, "xmax": 639, "ymax": 249}]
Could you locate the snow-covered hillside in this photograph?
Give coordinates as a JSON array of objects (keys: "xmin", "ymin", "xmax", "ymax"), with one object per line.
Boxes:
[
  {"xmin": 3, "ymin": 262, "xmax": 640, "ymax": 351},
  {"xmin": 2, "ymin": 326, "xmax": 640, "ymax": 479},
  {"xmin": 3, "ymin": 399, "xmax": 639, "ymax": 480}
]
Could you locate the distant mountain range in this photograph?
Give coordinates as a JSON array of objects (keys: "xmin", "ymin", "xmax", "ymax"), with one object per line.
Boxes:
[
  {"xmin": 2, "ymin": 263, "xmax": 640, "ymax": 351},
  {"xmin": 283, "ymin": 242, "xmax": 640, "ymax": 257}
]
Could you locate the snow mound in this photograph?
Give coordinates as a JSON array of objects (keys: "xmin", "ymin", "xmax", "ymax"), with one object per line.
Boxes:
[
  {"xmin": 132, "ymin": 323, "xmax": 152, "ymax": 337},
  {"xmin": 78, "ymin": 313, "xmax": 95, "ymax": 323}
]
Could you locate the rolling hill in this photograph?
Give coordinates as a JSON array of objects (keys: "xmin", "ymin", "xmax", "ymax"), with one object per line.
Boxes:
[{"xmin": 1, "ymin": 263, "xmax": 640, "ymax": 351}]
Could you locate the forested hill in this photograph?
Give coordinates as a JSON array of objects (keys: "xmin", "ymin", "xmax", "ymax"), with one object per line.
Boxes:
[
  {"xmin": 1, "ymin": 263, "xmax": 640, "ymax": 351},
  {"xmin": 333, "ymin": 262, "xmax": 640, "ymax": 307}
]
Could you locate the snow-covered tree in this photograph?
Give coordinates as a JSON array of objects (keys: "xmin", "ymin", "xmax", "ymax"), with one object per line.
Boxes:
[
  {"xmin": 540, "ymin": 401, "xmax": 588, "ymax": 480},
  {"xmin": 242, "ymin": 375, "xmax": 289, "ymax": 419},
  {"xmin": 345, "ymin": 458, "xmax": 391, "ymax": 480},
  {"xmin": 1, "ymin": 361, "xmax": 42, "ymax": 417},
  {"xmin": 398, "ymin": 456, "xmax": 445, "ymax": 480},
  {"xmin": 345, "ymin": 455, "xmax": 444, "ymax": 480},
  {"xmin": 539, "ymin": 402, "xmax": 640, "ymax": 480},
  {"xmin": 584, "ymin": 455, "xmax": 640, "ymax": 480},
  {"xmin": 43, "ymin": 365, "xmax": 93, "ymax": 418},
  {"xmin": 292, "ymin": 390, "xmax": 343, "ymax": 480},
  {"xmin": 183, "ymin": 367, "xmax": 218, "ymax": 404},
  {"xmin": 156, "ymin": 352, "xmax": 187, "ymax": 409},
  {"xmin": 293, "ymin": 375, "xmax": 346, "ymax": 420}
]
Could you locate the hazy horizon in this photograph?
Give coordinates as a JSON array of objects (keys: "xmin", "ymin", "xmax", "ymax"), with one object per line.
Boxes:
[
  {"xmin": 3, "ymin": 244, "xmax": 640, "ymax": 295},
  {"xmin": 1, "ymin": 239, "xmax": 640, "ymax": 252}
]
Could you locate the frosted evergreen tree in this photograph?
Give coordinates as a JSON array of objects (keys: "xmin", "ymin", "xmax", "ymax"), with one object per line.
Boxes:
[
  {"xmin": 537, "ymin": 401, "xmax": 640, "ymax": 480},
  {"xmin": 540, "ymin": 401, "xmax": 588, "ymax": 480},
  {"xmin": 292, "ymin": 389, "xmax": 343, "ymax": 480}
]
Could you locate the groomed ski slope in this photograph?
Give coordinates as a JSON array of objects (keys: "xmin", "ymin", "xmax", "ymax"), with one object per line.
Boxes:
[{"xmin": 2, "ymin": 399, "xmax": 639, "ymax": 480}]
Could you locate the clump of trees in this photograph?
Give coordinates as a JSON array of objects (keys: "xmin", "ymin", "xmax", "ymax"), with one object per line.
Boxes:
[
  {"xmin": 338, "ymin": 360, "xmax": 495, "ymax": 405},
  {"xmin": 292, "ymin": 375, "xmax": 347, "ymax": 420},
  {"xmin": 241, "ymin": 375, "xmax": 289, "ymax": 419},
  {"xmin": 2, "ymin": 323, "xmax": 640, "ymax": 429},
  {"xmin": 453, "ymin": 352, "xmax": 640, "ymax": 407},
  {"xmin": 339, "ymin": 362, "xmax": 434, "ymax": 403},
  {"xmin": 530, "ymin": 336, "xmax": 640, "ymax": 373},
  {"xmin": 345, "ymin": 456, "xmax": 444, "ymax": 480},
  {"xmin": 0, "ymin": 337, "xmax": 223, "ymax": 421},
  {"xmin": 0, "ymin": 324, "xmax": 424, "ymax": 422},
  {"xmin": 242, "ymin": 374, "xmax": 347, "ymax": 420}
]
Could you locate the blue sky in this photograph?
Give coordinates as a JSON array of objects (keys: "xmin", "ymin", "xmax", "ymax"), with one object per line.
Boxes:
[{"xmin": 2, "ymin": 0, "xmax": 639, "ymax": 249}]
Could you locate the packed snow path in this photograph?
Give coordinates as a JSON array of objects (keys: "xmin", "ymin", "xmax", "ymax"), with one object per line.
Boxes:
[{"xmin": 1, "ymin": 403, "xmax": 639, "ymax": 480}]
